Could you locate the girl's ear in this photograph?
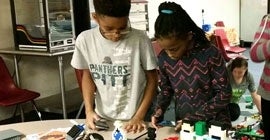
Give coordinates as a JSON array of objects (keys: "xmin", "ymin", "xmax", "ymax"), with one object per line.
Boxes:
[{"xmin": 187, "ymin": 31, "xmax": 193, "ymax": 41}]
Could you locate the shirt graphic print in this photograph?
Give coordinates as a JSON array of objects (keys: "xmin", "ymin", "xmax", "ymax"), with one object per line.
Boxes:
[{"xmin": 89, "ymin": 53, "xmax": 131, "ymax": 118}]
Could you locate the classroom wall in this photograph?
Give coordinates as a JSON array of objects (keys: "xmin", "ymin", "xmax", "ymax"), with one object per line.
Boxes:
[
  {"xmin": 0, "ymin": 0, "xmax": 239, "ymax": 121},
  {"xmin": 147, "ymin": 0, "xmax": 240, "ymax": 38},
  {"xmin": 240, "ymin": 0, "xmax": 267, "ymax": 42},
  {"xmin": 0, "ymin": 0, "xmax": 78, "ymax": 120}
]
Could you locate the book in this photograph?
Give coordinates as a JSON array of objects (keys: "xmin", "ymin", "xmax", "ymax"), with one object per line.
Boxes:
[{"xmin": 0, "ymin": 129, "xmax": 24, "ymax": 140}]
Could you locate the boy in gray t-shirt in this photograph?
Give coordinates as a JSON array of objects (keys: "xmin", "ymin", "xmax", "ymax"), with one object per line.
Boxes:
[{"xmin": 71, "ymin": 0, "xmax": 158, "ymax": 134}]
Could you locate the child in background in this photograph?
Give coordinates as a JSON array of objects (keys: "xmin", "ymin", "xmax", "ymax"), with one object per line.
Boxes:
[
  {"xmin": 71, "ymin": 0, "xmax": 158, "ymax": 133},
  {"xmin": 227, "ymin": 57, "xmax": 261, "ymax": 121},
  {"xmin": 151, "ymin": 2, "xmax": 232, "ymax": 132},
  {"xmin": 250, "ymin": 14, "xmax": 270, "ymax": 140}
]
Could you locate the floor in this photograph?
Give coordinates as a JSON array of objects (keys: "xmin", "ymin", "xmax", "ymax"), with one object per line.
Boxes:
[{"xmin": 0, "ymin": 48, "xmax": 263, "ymax": 126}]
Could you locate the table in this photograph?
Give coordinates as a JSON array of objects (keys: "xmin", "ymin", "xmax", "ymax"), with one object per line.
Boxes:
[
  {"xmin": 0, "ymin": 48, "xmax": 74, "ymax": 119},
  {"xmin": 0, "ymin": 119, "xmax": 179, "ymax": 140}
]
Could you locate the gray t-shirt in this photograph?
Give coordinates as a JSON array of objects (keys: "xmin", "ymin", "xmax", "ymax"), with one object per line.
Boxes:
[
  {"xmin": 71, "ymin": 27, "xmax": 157, "ymax": 120},
  {"xmin": 227, "ymin": 69, "xmax": 256, "ymax": 103}
]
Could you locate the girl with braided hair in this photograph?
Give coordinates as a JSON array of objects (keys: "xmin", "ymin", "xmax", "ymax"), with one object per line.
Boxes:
[{"xmin": 151, "ymin": 1, "xmax": 232, "ymax": 131}]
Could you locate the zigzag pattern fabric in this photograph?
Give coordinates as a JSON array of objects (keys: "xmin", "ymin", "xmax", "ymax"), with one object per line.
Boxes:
[{"xmin": 156, "ymin": 44, "xmax": 232, "ymax": 128}]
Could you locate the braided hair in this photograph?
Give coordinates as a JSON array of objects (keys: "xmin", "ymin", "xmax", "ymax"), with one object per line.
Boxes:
[{"xmin": 154, "ymin": 2, "xmax": 209, "ymax": 45}]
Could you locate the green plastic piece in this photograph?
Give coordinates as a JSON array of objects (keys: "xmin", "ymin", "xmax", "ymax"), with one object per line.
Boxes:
[{"xmin": 195, "ymin": 121, "xmax": 207, "ymax": 136}]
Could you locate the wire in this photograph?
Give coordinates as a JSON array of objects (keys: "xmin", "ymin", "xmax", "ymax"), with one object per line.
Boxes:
[{"xmin": 134, "ymin": 132, "xmax": 148, "ymax": 140}]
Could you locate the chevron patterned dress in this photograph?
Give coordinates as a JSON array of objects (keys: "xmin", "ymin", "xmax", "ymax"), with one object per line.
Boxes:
[{"xmin": 155, "ymin": 43, "xmax": 232, "ymax": 129}]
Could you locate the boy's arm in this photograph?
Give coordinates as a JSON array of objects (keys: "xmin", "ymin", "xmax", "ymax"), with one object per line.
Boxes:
[
  {"xmin": 82, "ymin": 70, "xmax": 96, "ymax": 114},
  {"xmin": 81, "ymin": 70, "xmax": 99, "ymax": 129},
  {"xmin": 250, "ymin": 15, "xmax": 270, "ymax": 62},
  {"xmin": 124, "ymin": 69, "xmax": 158, "ymax": 133},
  {"xmin": 133, "ymin": 69, "xmax": 158, "ymax": 120}
]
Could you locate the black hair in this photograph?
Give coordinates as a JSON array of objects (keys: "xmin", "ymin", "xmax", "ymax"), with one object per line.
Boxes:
[
  {"xmin": 154, "ymin": 2, "xmax": 209, "ymax": 44},
  {"xmin": 93, "ymin": 0, "xmax": 131, "ymax": 17},
  {"xmin": 230, "ymin": 57, "xmax": 248, "ymax": 76}
]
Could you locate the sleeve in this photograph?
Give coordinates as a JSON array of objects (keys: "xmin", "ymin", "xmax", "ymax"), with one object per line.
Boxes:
[
  {"xmin": 139, "ymin": 33, "xmax": 158, "ymax": 70},
  {"xmin": 152, "ymin": 53, "xmax": 174, "ymax": 120},
  {"xmin": 186, "ymin": 46, "xmax": 232, "ymax": 122},
  {"xmin": 70, "ymin": 33, "xmax": 89, "ymax": 69},
  {"xmin": 250, "ymin": 14, "xmax": 270, "ymax": 62},
  {"xmin": 247, "ymin": 72, "xmax": 257, "ymax": 93}
]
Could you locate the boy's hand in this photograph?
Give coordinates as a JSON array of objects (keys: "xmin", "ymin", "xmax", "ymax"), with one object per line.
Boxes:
[
  {"xmin": 85, "ymin": 111, "xmax": 100, "ymax": 130},
  {"xmin": 124, "ymin": 117, "xmax": 146, "ymax": 133}
]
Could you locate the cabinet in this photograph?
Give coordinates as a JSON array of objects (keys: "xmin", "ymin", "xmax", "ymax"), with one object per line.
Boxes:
[
  {"xmin": 130, "ymin": 0, "xmax": 149, "ymax": 33},
  {"xmin": 10, "ymin": 0, "xmax": 76, "ymax": 52}
]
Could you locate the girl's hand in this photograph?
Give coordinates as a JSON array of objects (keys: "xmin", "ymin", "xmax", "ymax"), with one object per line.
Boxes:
[
  {"xmin": 175, "ymin": 120, "xmax": 182, "ymax": 132},
  {"xmin": 124, "ymin": 117, "xmax": 146, "ymax": 133},
  {"xmin": 151, "ymin": 108, "xmax": 163, "ymax": 130},
  {"xmin": 151, "ymin": 115, "xmax": 163, "ymax": 130}
]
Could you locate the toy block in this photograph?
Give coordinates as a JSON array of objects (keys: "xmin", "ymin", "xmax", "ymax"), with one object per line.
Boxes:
[
  {"xmin": 180, "ymin": 122, "xmax": 194, "ymax": 140},
  {"xmin": 195, "ymin": 121, "xmax": 207, "ymax": 136}
]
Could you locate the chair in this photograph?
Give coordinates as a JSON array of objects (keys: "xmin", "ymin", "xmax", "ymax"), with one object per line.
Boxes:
[
  {"xmin": 74, "ymin": 69, "xmax": 84, "ymax": 119},
  {"xmin": 215, "ymin": 21, "xmax": 225, "ymax": 27},
  {"xmin": 213, "ymin": 35, "xmax": 248, "ymax": 62},
  {"xmin": 0, "ymin": 56, "xmax": 41, "ymax": 122},
  {"xmin": 214, "ymin": 28, "xmax": 246, "ymax": 53}
]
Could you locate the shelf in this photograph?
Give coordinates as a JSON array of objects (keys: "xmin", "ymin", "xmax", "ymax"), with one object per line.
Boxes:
[{"xmin": 130, "ymin": 0, "xmax": 149, "ymax": 32}]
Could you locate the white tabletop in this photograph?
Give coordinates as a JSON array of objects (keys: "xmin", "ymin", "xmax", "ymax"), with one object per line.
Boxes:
[{"xmin": 0, "ymin": 119, "xmax": 179, "ymax": 140}]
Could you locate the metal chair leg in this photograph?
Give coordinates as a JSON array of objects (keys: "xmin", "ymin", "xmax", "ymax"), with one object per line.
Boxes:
[
  {"xmin": 31, "ymin": 100, "xmax": 42, "ymax": 120},
  {"xmin": 13, "ymin": 104, "xmax": 25, "ymax": 122},
  {"xmin": 76, "ymin": 102, "xmax": 84, "ymax": 119},
  {"xmin": 19, "ymin": 104, "xmax": 25, "ymax": 122},
  {"xmin": 13, "ymin": 104, "xmax": 18, "ymax": 118}
]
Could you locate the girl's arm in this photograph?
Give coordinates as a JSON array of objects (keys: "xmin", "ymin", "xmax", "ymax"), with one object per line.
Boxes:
[
  {"xmin": 251, "ymin": 91, "xmax": 261, "ymax": 114},
  {"xmin": 250, "ymin": 15, "xmax": 270, "ymax": 62}
]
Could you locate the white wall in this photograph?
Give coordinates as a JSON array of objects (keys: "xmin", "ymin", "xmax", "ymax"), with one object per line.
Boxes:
[
  {"xmin": 0, "ymin": 0, "xmax": 240, "ymax": 121},
  {"xmin": 147, "ymin": 0, "xmax": 240, "ymax": 38},
  {"xmin": 240, "ymin": 0, "xmax": 267, "ymax": 42},
  {"xmin": 0, "ymin": 0, "xmax": 77, "ymax": 120}
]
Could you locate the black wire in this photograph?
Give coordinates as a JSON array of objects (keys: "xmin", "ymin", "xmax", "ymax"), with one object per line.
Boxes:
[{"xmin": 134, "ymin": 131, "xmax": 148, "ymax": 140}]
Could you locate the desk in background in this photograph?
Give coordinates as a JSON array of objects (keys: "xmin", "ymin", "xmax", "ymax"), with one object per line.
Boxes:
[
  {"xmin": 0, "ymin": 48, "xmax": 74, "ymax": 119},
  {"xmin": 0, "ymin": 119, "xmax": 179, "ymax": 140}
]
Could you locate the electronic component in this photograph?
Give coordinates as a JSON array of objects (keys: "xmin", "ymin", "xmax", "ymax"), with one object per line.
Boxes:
[
  {"xmin": 66, "ymin": 124, "xmax": 84, "ymax": 140},
  {"xmin": 95, "ymin": 119, "xmax": 109, "ymax": 130},
  {"xmin": 79, "ymin": 132, "xmax": 104, "ymax": 140}
]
